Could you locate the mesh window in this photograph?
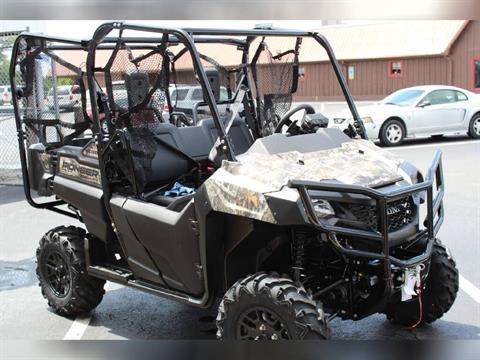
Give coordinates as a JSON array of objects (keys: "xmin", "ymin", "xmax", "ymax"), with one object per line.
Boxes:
[
  {"xmin": 105, "ymin": 48, "xmax": 166, "ymax": 131},
  {"xmin": 13, "ymin": 39, "xmax": 90, "ymax": 148},
  {"xmin": 250, "ymin": 37, "xmax": 299, "ymax": 136},
  {"xmin": 91, "ymin": 45, "xmax": 171, "ymax": 192}
]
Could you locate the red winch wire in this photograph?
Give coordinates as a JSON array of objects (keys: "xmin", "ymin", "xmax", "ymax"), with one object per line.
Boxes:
[{"xmin": 408, "ymin": 284, "xmax": 423, "ymax": 330}]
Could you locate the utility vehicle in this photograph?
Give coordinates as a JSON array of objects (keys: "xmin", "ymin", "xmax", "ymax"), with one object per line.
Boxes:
[{"xmin": 10, "ymin": 22, "xmax": 458, "ymax": 340}]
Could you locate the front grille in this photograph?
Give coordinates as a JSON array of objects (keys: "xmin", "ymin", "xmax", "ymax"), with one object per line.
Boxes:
[{"xmin": 346, "ymin": 196, "xmax": 414, "ymax": 232}]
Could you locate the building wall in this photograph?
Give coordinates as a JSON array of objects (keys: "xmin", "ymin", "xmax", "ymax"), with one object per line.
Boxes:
[
  {"xmin": 294, "ymin": 20, "xmax": 480, "ymax": 101},
  {"xmin": 449, "ymin": 20, "xmax": 480, "ymax": 93},
  {"xmin": 65, "ymin": 21, "xmax": 479, "ymax": 102},
  {"xmin": 294, "ymin": 56, "xmax": 451, "ymax": 102}
]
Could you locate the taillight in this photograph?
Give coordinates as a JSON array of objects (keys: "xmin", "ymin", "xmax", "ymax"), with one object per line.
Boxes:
[
  {"xmin": 162, "ymin": 102, "xmax": 169, "ymax": 112},
  {"xmin": 69, "ymin": 94, "xmax": 74, "ymax": 100}
]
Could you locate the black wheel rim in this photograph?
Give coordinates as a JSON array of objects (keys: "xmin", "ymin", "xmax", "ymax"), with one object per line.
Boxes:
[
  {"xmin": 44, "ymin": 251, "xmax": 71, "ymax": 298},
  {"xmin": 236, "ymin": 307, "xmax": 291, "ymax": 340}
]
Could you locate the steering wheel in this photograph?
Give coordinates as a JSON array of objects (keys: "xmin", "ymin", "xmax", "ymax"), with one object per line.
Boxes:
[{"xmin": 274, "ymin": 104, "xmax": 316, "ymax": 133}]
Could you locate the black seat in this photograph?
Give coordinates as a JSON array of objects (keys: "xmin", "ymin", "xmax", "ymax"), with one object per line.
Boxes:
[
  {"xmin": 198, "ymin": 116, "xmax": 254, "ymax": 157},
  {"xmin": 151, "ymin": 116, "xmax": 254, "ymax": 163},
  {"xmin": 137, "ymin": 116, "xmax": 253, "ymax": 206}
]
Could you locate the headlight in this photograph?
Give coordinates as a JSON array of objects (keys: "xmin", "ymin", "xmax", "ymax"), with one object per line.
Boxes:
[
  {"xmin": 333, "ymin": 118, "xmax": 347, "ymax": 124},
  {"xmin": 312, "ymin": 199, "xmax": 335, "ymax": 218},
  {"xmin": 361, "ymin": 116, "xmax": 374, "ymax": 124}
]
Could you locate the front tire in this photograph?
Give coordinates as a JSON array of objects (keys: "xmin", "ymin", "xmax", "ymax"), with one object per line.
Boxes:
[
  {"xmin": 468, "ymin": 113, "xmax": 480, "ymax": 139},
  {"xmin": 36, "ymin": 226, "xmax": 105, "ymax": 317},
  {"xmin": 216, "ymin": 273, "xmax": 330, "ymax": 340},
  {"xmin": 385, "ymin": 243, "xmax": 458, "ymax": 327},
  {"xmin": 380, "ymin": 119, "xmax": 406, "ymax": 146}
]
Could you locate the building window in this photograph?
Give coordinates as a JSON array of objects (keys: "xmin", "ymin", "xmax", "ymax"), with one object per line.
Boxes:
[
  {"xmin": 389, "ymin": 61, "xmax": 403, "ymax": 78},
  {"xmin": 298, "ymin": 67, "xmax": 306, "ymax": 80},
  {"xmin": 347, "ymin": 65, "xmax": 355, "ymax": 80},
  {"xmin": 474, "ymin": 58, "xmax": 480, "ymax": 90}
]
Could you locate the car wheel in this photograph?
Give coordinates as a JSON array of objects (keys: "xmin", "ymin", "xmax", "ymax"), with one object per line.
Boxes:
[
  {"xmin": 380, "ymin": 119, "xmax": 405, "ymax": 146},
  {"xmin": 468, "ymin": 114, "xmax": 480, "ymax": 139}
]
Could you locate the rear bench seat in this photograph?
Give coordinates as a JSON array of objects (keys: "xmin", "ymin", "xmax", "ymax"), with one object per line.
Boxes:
[{"xmin": 144, "ymin": 117, "xmax": 254, "ymax": 206}]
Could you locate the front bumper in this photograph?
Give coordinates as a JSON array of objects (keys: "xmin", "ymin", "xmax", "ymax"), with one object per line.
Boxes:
[{"xmin": 289, "ymin": 149, "xmax": 444, "ymax": 270}]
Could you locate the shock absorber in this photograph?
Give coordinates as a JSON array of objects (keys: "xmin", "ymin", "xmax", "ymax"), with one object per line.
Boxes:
[{"xmin": 292, "ymin": 228, "xmax": 307, "ymax": 284}]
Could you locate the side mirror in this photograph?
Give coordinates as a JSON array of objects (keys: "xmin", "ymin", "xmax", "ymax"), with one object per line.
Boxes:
[{"xmin": 418, "ymin": 100, "xmax": 431, "ymax": 108}]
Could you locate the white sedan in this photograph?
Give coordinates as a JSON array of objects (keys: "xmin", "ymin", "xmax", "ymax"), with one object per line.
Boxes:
[{"xmin": 330, "ymin": 85, "xmax": 480, "ymax": 146}]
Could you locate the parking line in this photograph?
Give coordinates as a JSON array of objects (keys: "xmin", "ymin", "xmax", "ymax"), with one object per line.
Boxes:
[
  {"xmin": 63, "ymin": 282, "xmax": 109, "ymax": 340},
  {"xmin": 63, "ymin": 315, "xmax": 92, "ymax": 340},
  {"xmin": 459, "ymin": 274, "xmax": 480, "ymax": 304}
]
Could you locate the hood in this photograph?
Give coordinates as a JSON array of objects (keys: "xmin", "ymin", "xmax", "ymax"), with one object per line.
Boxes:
[{"xmin": 204, "ymin": 140, "xmax": 406, "ymax": 223}]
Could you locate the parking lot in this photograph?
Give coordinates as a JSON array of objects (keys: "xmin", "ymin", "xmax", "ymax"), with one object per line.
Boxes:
[{"xmin": 0, "ymin": 135, "xmax": 479, "ymax": 340}]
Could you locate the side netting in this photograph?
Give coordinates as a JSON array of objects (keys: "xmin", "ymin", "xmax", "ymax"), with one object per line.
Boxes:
[
  {"xmin": 0, "ymin": 30, "xmax": 23, "ymax": 184},
  {"xmin": 93, "ymin": 40, "xmax": 171, "ymax": 193},
  {"xmin": 13, "ymin": 38, "xmax": 91, "ymax": 148},
  {"xmin": 250, "ymin": 37, "xmax": 301, "ymax": 136}
]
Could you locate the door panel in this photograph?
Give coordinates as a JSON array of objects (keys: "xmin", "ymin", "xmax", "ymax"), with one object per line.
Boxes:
[
  {"xmin": 413, "ymin": 105, "xmax": 465, "ymax": 135},
  {"xmin": 122, "ymin": 198, "xmax": 204, "ymax": 296},
  {"xmin": 110, "ymin": 196, "xmax": 165, "ymax": 285},
  {"xmin": 413, "ymin": 89, "xmax": 468, "ymax": 135}
]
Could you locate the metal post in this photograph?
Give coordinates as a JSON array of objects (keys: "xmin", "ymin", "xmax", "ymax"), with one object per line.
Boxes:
[
  {"xmin": 34, "ymin": 59, "xmax": 45, "ymax": 117},
  {"xmin": 51, "ymin": 59, "xmax": 60, "ymax": 119}
]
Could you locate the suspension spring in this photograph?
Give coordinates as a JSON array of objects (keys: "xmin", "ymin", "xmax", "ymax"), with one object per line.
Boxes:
[{"xmin": 292, "ymin": 228, "xmax": 307, "ymax": 283}]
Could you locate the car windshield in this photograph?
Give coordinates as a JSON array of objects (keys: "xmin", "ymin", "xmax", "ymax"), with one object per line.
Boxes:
[{"xmin": 381, "ymin": 89, "xmax": 425, "ymax": 106}]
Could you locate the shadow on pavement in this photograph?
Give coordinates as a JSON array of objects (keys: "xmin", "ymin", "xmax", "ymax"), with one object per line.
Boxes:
[
  {"xmin": 86, "ymin": 286, "xmax": 480, "ymax": 340},
  {"xmin": 380, "ymin": 135, "xmax": 476, "ymax": 148},
  {"xmin": 88, "ymin": 286, "xmax": 218, "ymax": 339},
  {"xmin": 0, "ymin": 185, "xmax": 26, "ymax": 205}
]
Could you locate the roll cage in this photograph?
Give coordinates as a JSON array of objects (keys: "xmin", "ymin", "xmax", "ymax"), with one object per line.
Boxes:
[{"xmin": 10, "ymin": 22, "xmax": 367, "ymax": 219}]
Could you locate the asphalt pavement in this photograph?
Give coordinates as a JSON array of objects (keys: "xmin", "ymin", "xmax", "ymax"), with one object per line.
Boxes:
[{"xmin": 0, "ymin": 135, "xmax": 479, "ymax": 340}]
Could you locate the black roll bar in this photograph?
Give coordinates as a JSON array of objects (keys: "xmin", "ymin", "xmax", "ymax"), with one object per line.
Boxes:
[{"xmin": 9, "ymin": 33, "xmax": 83, "ymax": 219}]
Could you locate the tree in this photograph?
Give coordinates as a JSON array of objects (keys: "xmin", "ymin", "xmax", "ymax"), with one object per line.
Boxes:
[
  {"xmin": 0, "ymin": 51, "xmax": 11, "ymax": 86},
  {"xmin": 0, "ymin": 35, "xmax": 16, "ymax": 85}
]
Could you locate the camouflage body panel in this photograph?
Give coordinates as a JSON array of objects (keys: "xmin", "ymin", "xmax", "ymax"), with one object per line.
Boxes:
[
  {"xmin": 82, "ymin": 141, "xmax": 99, "ymax": 159},
  {"xmin": 203, "ymin": 140, "xmax": 405, "ymax": 223},
  {"xmin": 40, "ymin": 153, "xmax": 54, "ymax": 173}
]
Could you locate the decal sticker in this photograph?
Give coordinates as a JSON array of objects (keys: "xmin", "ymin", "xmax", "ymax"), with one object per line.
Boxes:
[{"xmin": 58, "ymin": 157, "xmax": 101, "ymax": 186}]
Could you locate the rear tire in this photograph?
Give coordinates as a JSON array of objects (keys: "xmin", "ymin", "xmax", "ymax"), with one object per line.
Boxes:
[
  {"xmin": 36, "ymin": 226, "xmax": 105, "ymax": 317},
  {"xmin": 216, "ymin": 273, "xmax": 330, "ymax": 340},
  {"xmin": 380, "ymin": 119, "xmax": 406, "ymax": 146},
  {"xmin": 385, "ymin": 243, "xmax": 458, "ymax": 327},
  {"xmin": 468, "ymin": 113, "xmax": 480, "ymax": 139}
]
